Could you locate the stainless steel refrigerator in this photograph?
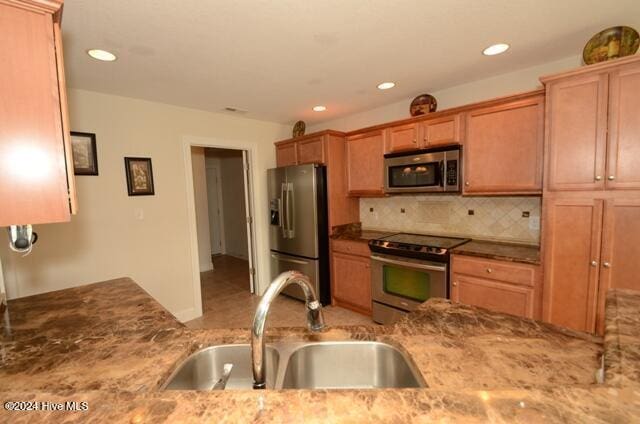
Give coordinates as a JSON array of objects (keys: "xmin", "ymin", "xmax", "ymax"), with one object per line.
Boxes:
[{"xmin": 268, "ymin": 164, "xmax": 330, "ymax": 305}]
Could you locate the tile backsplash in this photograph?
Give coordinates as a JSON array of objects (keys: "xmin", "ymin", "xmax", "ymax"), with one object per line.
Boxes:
[{"xmin": 360, "ymin": 195, "xmax": 541, "ymax": 245}]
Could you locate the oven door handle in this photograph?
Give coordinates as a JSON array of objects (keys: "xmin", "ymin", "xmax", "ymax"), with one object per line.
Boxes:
[{"xmin": 370, "ymin": 255, "xmax": 447, "ymax": 272}]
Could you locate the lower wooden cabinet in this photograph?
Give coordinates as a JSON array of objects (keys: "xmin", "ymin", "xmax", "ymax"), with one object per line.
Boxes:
[
  {"xmin": 543, "ymin": 196, "xmax": 640, "ymax": 334},
  {"xmin": 451, "ymin": 255, "xmax": 541, "ymax": 319},
  {"xmin": 331, "ymin": 241, "xmax": 372, "ymax": 315}
]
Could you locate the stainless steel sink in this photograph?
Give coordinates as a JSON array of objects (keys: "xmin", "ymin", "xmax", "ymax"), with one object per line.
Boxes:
[
  {"xmin": 281, "ymin": 341, "xmax": 425, "ymax": 389},
  {"xmin": 163, "ymin": 341, "xmax": 425, "ymax": 390},
  {"xmin": 163, "ymin": 344, "xmax": 279, "ymax": 390}
]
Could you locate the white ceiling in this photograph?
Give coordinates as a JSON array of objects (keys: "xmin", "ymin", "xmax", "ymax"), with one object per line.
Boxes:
[{"xmin": 62, "ymin": 0, "xmax": 640, "ymax": 125}]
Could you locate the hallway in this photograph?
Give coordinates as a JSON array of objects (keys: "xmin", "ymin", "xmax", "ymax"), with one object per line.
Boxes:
[{"xmin": 186, "ymin": 255, "xmax": 374, "ymax": 329}]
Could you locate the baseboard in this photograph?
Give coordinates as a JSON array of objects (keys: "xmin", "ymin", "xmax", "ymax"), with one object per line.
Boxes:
[
  {"xmin": 199, "ymin": 261, "xmax": 213, "ymax": 273},
  {"xmin": 173, "ymin": 307, "xmax": 201, "ymax": 323}
]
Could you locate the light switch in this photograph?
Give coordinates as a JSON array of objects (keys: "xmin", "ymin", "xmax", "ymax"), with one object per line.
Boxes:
[
  {"xmin": 529, "ymin": 216, "xmax": 540, "ymax": 230},
  {"xmin": 134, "ymin": 208, "xmax": 144, "ymax": 220}
]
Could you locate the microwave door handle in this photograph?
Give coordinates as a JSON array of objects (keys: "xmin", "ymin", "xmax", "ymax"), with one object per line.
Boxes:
[
  {"xmin": 281, "ymin": 183, "xmax": 288, "ymax": 238},
  {"xmin": 370, "ymin": 255, "xmax": 447, "ymax": 272},
  {"xmin": 439, "ymin": 160, "xmax": 445, "ymax": 188}
]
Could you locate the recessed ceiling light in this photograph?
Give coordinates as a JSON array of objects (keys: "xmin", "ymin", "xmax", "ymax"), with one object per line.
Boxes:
[
  {"xmin": 377, "ymin": 82, "xmax": 396, "ymax": 90},
  {"xmin": 482, "ymin": 43, "xmax": 510, "ymax": 56},
  {"xmin": 87, "ymin": 49, "xmax": 117, "ymax": 62},
  {"xmin": 312, "ymin": 105, "xmax": 327, "ymax": 112}
]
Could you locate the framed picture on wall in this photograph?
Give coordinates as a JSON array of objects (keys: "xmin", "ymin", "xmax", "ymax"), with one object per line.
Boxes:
[
  {"xmin": 70, "ymin": 131, "xmax": 98, "ymax": 175},
  {"xmin": 124, "ymin": 157, "xmax": 155, "ymax": 196}
]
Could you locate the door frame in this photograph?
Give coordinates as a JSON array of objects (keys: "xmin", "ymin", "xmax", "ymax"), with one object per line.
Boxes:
[
  {"xmin": 182, "ymin": 136, "xmax": 260, "ymax": 321},
  {"xmin": 204, "ymin": 163, "xmax": 225, "ymax": 255}
]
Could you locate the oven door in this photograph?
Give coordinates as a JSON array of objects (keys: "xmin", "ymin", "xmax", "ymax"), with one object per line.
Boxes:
[
  {"xmin": 384, "ymin": 151, "xmax": 445, "ymax": 193},
  {"xmin": 371, "ymin": 253, "xmax": 447, "ymax": 311}
]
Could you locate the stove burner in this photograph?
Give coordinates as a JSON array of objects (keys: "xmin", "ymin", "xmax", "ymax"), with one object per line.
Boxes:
[{"xmin": 368, "ymin": 233, "xmax": 470, "ymax": 261}]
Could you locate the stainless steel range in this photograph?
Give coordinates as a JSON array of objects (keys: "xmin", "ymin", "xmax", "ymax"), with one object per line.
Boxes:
[{"xmin": 368, "ymin": 233, "xmax": 470, "ymax": 324}]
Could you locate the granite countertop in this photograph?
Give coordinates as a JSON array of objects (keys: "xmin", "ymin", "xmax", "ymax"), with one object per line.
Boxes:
[
  {"xmin": 452, "ymin": 240, "xmax": 541, "ymax": 265},
  {"xmin": 0, "ymin": 278, "xmax": 638, "ymax": 422},
  {"xmin": 330, "ymin": 222, "xmax": 396, "ymax": 243}
]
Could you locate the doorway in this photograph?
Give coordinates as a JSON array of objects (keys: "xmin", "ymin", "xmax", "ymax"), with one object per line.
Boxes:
[{"xmin": 184, "ymin": 137, "xmax": 259, "ymax": 322}]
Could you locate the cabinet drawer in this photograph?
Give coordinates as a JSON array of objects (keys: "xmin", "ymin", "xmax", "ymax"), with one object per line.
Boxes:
[
  {"xmin": 331, "ymin": 239, "xmax": 371, "ymax": 257},
  {"xmin": 451, "ymin": 274, "xmax": 535, "ymax": 319},
  {"xmin": 451, "ymin": 255, "xmax": 538, "ymax": 287}
]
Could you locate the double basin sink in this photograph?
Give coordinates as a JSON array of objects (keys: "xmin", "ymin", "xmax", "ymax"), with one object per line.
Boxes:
[{"xmin": 163, "ymin": 341, "xmax": 426, "ymax": 390}]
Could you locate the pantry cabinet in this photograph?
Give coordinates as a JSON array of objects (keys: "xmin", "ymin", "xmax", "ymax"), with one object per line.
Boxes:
[
  {"xmin": 0, "ymin": 0, "xmax": 77, "ymax": 227},
  {"xmin": 331, "ymin": 240, "xmax": 372, "ymax": 315},
  {"xmin": 544, "ymin": 197, "xmax": 640, "ymax": 335},
  {"xmin": 463, "ymin": 93, "xmax": 544, "ymax": 194},
  {"xmin": 542, "ymin": 56, "xmax": 640, "ymax": 192},
  {"xmin": 451, "ymin": 255, "xmax": 541, "ymax": 319},
  {"xmin": 346, "ymin": 129, "xmax": 385, "ymax": 196}
]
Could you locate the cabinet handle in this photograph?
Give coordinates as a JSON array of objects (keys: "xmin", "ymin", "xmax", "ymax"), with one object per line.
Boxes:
[
  {"xmin": 452, "ymin": 281, "xmax": 458, "ymax": 286},
  {"xmin": 603, "ymin": 262, "xmax": 611, "ymax": 268},
  {"xmin": 412, "ymin": 139, "xmax": 417, "ymax": 144},
  {"xmin": 591, "ymin": 260, "xmax": 598, "ymax": 267},
  {"xmin": 465, "ymin": 181, "xmax": 470, "ymax": 186},
  {"xmin": 607, "ymin": 175, "xmax": 615, "ymax": 181},
  {"xmin": 595, "ymin": 175, "xmax": 602, "ymax": 181},
  {"xmin": 486, "ymin": 268, "xmax": 492, "ymax": 274}
]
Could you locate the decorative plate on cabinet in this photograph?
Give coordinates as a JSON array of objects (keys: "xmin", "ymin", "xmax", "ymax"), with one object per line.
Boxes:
[
  {"xmin": 583, "ymin": 26, "xmax": 639, "ymax": 65},
  {"xmin": 292, "ymin": 120, "xmax": 306, "ymax": 138},
  {"xmin": 410, "ymin": 94, "xmax": 437, "ymax": 116}
]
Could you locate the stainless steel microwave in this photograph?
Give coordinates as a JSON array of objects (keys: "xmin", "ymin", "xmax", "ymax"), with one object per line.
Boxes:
[{"xmin": 384, "ymin": 145, "xmax": 461, "ymax": 193}]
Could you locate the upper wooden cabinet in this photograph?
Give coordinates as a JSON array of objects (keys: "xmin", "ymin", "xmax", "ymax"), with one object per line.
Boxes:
[
  {"xmin": 420, "ymin": 114, "xmax": 462, "ymax": 147},
  {"xmin": 275, "ymin": 141, "xmax": 298, "ymax": 167},
  {"xmin": 273, "ymin": 131, "xmax": 358, "ymax": 229},
  {"xmin": 0, "ymin": 0, "xmax": 77, "ymax": 227},
  {"xmin": 346, "ymin": 129, "xmax": 385, "ymax": 196},
  {"xmin": 463, "ymin": 94, "xmax": 544, "ymax": 194},
  {"xmin": 542, "ymin": 55, "xmax": 640, "ymax": 192},
  {"xmin": 385, "ymin": 122, "xmax": 419, "ymax": 153}
]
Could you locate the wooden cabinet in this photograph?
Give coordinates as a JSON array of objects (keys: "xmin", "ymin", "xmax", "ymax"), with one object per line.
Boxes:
[
  {"xmin": 451, "ymin": 255, "xmax": 540, "ymax": 319},
  {"xmin": 606, "ymin": 61, "xmax": 640, "ymax": 190},
  {"xmin": 420, "ymin": 114, "xmax": 461, "ymax": 147},
  {"xmin": 331, "ymin": 240, "xmax": 372, "ymax": 315},
  {"xmin": 275, "ymin": 141, "xmax": 297, "ymax": 167},
  {"xmin": 346, "ymin": 129, "xmax": 385, "ymax": 196},
  {"xmin": 463, "ymin": 94, "xmax": 544, "ymax": 194},
  {"xmin": 542, "ymin": 56, "xmax": 640, "ymax": 192},
  {"xmin": 543, "ymin": 196, "xmax": 640, "ymax": 334},
  {"xmin": 386, "ymin": 123, "xmax": 419, "ymax": 153},
  {"xmin": 296, "ymin": 136, "xmax": 325, "ymax": 165},
  {"xmin": 0, "ymin": 0, "xmax": 77, "ymax": 227},
  {"xmin": 273, "ymin": 131, "xmax": 358, "ymax": 230},
  {"xmin": 542, "ymin": 198, "xmax": 603, "ymax": 333}
]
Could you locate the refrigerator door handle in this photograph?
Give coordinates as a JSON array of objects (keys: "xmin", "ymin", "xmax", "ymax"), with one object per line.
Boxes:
[
  {"xmin": 280, "ymin": 183, "xmax": 288, "ymax": 238},
  {"xmin": 288, "ymin": 182, "xmax": 295, "ymax": 238},
  {"xmin": 270, "ymin": 253, "xmax": 309, "ymax": 265}
]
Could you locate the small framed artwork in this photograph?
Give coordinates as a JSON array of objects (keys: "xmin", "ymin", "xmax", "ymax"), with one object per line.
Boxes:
[
  {"xmin": 70, "ymin": 131, "xmax": 98, "ymax": 175},
  {"xmin": 124, "ymin": 157, "xmax": 155, "ymax": 196}
]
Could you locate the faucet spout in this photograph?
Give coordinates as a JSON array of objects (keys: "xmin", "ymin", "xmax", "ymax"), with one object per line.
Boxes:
[{"xmin": 251, "ymin": 271, "xmax": 325, "ymax": 389}]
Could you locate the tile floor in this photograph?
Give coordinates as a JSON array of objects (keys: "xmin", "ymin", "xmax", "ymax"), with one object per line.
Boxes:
[{"xmin": 185, "ymin": 255, "xmax": 375, "ymax": 329}]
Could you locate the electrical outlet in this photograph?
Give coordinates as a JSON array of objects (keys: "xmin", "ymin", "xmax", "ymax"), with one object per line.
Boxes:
[
  {"xmin": 134, "ymin": 208, "xmax": 144, "ymax": 220},
  {"xmin": 522, "ymin": 211, "xmax": 530, "ymax": 218},
  {"xmin": 400, "ymin": 208, "xmax": 406, "ymax": 213},
  {"xmin": 369, "ymin": 207, "xmax": 374, "ymax": 212},
  {"xmin": 468, "ymin": 209, "xmax": 474, "ymax": 216}
]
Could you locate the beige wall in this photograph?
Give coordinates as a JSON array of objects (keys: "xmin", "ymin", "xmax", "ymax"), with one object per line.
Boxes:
[
  {"xmin": 0, "ymin": 89, "xmax": 288, "ymax": 321},
  {"xmin": 308, "ymin": 55, "xmax": 581, "ymax": 133},
  {"xmin": 191, "ymin": 147, "xmax": 213, "ymax": 272}
]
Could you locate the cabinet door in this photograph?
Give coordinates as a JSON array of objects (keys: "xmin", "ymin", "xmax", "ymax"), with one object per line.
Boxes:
[
  {"xmin": 542, "ymin": 198, "xmax": 604, "ymax": 333},
  {"xmin": 297, "ymin": 136, "xmax": 325, "ymax": 164},
  {"xmin": 385, "ymin": 123, "xmax": 419, "ymax": 153},
  {"xmin": 596, "ymin": 199, "xmax": 640, "ymax": 333},
  {"xmin": 464, "ymin": 96, "xmax": 544, "ymax": 194},
  {"xmin": 275, "ymin": 141, "xmax": 297, "ymax": 167},
  {"xmin": 0, "ymin": 3, "xmax": 71, "ymax": 226},
  {"xmin": 545, "ymin": 73, "xmax": 609, "ymax": 191},
  {"xmin": 331, "ymin": 252, "xmax": 372, "ymax": 314},
  {"xmin": 420, "ymin": 114, "xmax": 461, "ymax": 147},
  {"xmin": 451, "ymin": 274, "xmax": 535, "ymax": 318},
  {"xmin": 606, "ymin": 61, "xmax": 640, "ymax": 190},
  {"xmin": 346, "ymin": 130, "xmax": 385, "ymax": 196}
]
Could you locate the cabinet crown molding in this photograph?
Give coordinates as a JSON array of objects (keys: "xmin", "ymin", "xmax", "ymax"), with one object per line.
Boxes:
[{"xmin": 540, "ymin": 55, "xmax": 640, "ymax": 84}]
